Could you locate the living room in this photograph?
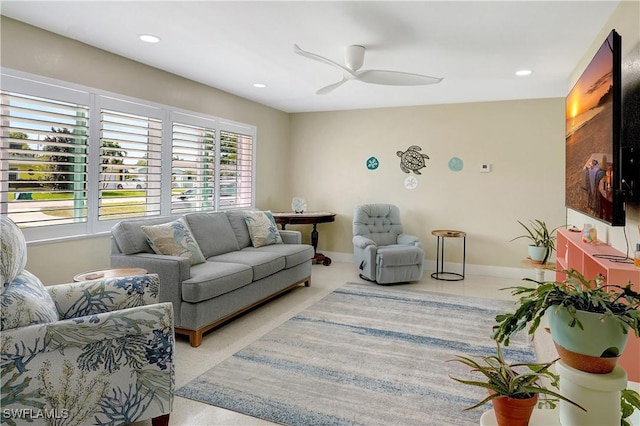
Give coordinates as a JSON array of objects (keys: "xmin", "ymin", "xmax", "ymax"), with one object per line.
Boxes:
[{"xmin": 2, "ymin": 1, "xmax": 640, "ymax": 425}]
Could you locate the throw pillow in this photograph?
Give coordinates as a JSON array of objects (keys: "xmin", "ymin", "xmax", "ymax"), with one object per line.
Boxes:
[
  {"xmin": 141, "ymin": 217, "xmax": 206, "ymax": 265},
  {"xmin": 244, "ymin": 210, "xmax": 283, "ymax": 248},
  {"xmin": 0, "ymin": 216, "xmax": 28, "ymax": 288},
  {"xmin": 1, "ymin": 270, "xmax": 59, "ymax": 331}
]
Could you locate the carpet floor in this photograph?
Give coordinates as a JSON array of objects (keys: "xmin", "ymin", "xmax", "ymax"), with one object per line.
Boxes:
[{"xmin": 176, "ymin": 281, "xmax": 535, "ymax": 425}]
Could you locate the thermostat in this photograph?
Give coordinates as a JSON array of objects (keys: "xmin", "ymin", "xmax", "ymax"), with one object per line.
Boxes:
[{"xmin": 480, "ymin": 163, "xmax": 492, "ymax": 173}]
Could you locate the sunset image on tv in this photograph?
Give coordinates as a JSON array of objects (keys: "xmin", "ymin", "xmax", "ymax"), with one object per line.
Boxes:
[{"xmin": 566, "ymin": 31, "xmax": 617, "ymax": 224}]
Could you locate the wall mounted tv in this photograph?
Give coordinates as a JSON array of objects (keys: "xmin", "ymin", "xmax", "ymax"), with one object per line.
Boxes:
[{"xmin": 566, "ymin": 29, "xmax": 625, "ymax": 226}]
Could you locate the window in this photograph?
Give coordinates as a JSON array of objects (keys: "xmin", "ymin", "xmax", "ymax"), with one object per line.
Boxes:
[
  {"xmin": 171, "ymin": 115, "xmax": 217, "ymax": 214},
  {"xmin": 170, "ymin": 113, "xmax": 254, "ymax": 214},
  {"xmin": 1, "ymin": 87, "xmax": 89, "ymax": 238},
  {"xmin": 0, "ymin": 70, "xmax": 256, "ymax": 241},
  {"xmin": 99, "ymin": 106, "xmax": 162, "ymax": 221},
  {"xmin": 219, "ymin": 128, "xmax": 253, "ymax": 210}
]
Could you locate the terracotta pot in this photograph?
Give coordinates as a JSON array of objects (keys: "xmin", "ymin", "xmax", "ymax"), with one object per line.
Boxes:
[
  {"xmin": 492, "ymin": 394, "xmax": 538, "ymax": 426},
  {"xmin": 546, "ymin": 306, "xmax": 629, "ymax": 374},
  {"xmin": 553, "ymin": 341, "xmax": 618, "ymax": 374}
]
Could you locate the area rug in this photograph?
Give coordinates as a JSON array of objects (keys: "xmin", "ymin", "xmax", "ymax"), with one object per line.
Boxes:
[{"xmin": 176, "ymin": 282, "xmax": 535, "ymax": 425}]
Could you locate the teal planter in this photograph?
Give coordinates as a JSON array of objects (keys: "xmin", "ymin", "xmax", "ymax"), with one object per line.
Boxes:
[
  {"xmin": 527, "ymin": 245, "xmax": 549, "ymax": 263},
  {"xmin": 547, "ymin": 306, "xmax": 630, "ymax": 358}
]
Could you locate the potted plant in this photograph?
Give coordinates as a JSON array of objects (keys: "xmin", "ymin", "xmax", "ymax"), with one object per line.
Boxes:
[
  {"xmin": 449, "ymin": 342, "xmax": 585, "ymax": 426},
  {"xmin": 511, "ymin": 219, "xmax": 563, "ymax": 264},
  {"xmin": 492, "ymin": 269, "xmax": 640, "ymax": 373}
]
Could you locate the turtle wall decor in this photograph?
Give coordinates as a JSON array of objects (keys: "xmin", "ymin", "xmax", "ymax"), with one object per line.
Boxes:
[{"xmin": 397, "ymin": 145, "xmax": 429, "ymax": 175}]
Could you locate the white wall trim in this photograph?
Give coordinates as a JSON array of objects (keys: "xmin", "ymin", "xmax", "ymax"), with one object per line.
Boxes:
[{"xmin": 324, "ymin": 252, "xmax": 556, "ymax": 281}]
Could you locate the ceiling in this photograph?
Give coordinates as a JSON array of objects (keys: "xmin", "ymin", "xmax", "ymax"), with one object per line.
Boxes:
[{"xmin": 1, "ymin": 1, "xmax": 621, "ymax": 113}]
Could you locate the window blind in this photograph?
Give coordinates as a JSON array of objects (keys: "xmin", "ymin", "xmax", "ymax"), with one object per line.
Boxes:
[
  {"xmin": 171, "ymin": 121, "xmax": 216, "ymax": 214},
  {"xmin": 220, "ymin": 129, "xmax": 253, "ymax": 210},
  {"xmin": 99, "ymin": 109, "xmax": 162, "ymax": 220},
  {"xmin": 0, "ymin": 91, "xmax": 89, "ymax": 227}
]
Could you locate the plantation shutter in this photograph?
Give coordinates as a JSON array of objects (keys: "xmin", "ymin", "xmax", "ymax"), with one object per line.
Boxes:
[
  {"xmin": 219, "ymin": 128, "xmax": 253, "ymax": 210},
  {"xmin": 98, "ymin": 108, "xmax": 162, "ymax": 221},
  {"xmin": 0, "ymin": 90, "xmax": 89, "ymax": 228},
  {"xmin": 171, "ymin": 119, "xmax": 216, "ymax": 214}
]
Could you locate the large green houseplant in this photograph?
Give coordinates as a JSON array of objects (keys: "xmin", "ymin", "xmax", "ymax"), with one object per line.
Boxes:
[
  {"xmin": 493, "ymin": 269, "xmax": 640, "ymax": 373},
  {"xmin": 511, "ymin": 219, "xmax": 563, "ymax": 264},
  {"xmin": 449, "ymin": 343, "xmax": 585, "ymax": 426}
]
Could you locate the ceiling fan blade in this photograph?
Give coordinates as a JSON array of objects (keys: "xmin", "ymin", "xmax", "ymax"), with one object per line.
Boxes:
[
  {"xmin": 316, "ymin": 78, "xmax": 348, "ymax": 95},
  {"xmin": 357, "ymin": 70, "xmax": 443, "ymax": 86},
  {"xmin": 293, "ymin": 44, "xmax": 355, "ymax": 76}
]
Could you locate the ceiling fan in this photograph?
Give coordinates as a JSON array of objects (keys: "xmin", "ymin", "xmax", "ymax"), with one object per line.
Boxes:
[{"xmin": 293, "ymin": 44, "xmax": 443, "ymax": 95}]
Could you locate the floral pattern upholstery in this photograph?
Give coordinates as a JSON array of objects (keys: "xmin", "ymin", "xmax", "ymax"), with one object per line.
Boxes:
[
  {"xmin": 244, "ymin": 210, "xmax": 283, "ymax": 248},
  {"xmin": 1, "ymin": 270, "xmax": 58, "ymax": 331},
  {"xmin": 0, "ymin": 217, "xmax": 174, "ymax": 425},
  {"xmin": 0, "ymin": 215, "xmax": 27, "ymax": 286},
  {"xmin": 1, "ymin": 274, "xmax": 174, "ymax": 426},
  {"xmin": 141, "ymin": 217, "xmax": 206, "ymax": 265}
]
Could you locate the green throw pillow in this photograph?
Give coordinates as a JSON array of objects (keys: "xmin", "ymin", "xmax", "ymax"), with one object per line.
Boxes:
[{"xmin": 142, "ymin": 217, "xmax": 206, "ymax": 265}]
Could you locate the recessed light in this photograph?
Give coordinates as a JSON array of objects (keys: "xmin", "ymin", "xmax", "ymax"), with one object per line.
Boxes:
[
  {"xmin": 515, "ymin": 69, "xmax": 532, "ymax": 76},
  {"xmin": 139, "ymin": 34, "xmax": 161, "ymax": 43},
  {"xmin": 253, "ymin": 83, "xmax": 267, "ymax": 88}
]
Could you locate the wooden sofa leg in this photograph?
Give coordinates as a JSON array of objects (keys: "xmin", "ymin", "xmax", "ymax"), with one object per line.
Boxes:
[
  {"xmin": 151, "ymin": 414, "xmax": 170, "ymax": 426},
  {"xmin": 305, "ymin": 277, "xmax": 311, "ymax": 287},
  {"xmin": 190, "ymin": 330, "xmax": 203, "ymax": 347}
]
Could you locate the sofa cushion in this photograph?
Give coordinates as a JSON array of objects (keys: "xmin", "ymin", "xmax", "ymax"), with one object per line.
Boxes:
[
  {"xmin": 226, "ymin": 210, "xmax": 253, "ymax": 249},
  {"xmin": 0, "ymin": 216, "xmax": 27, "ymax": 286},
  {"xmin": 244, "ymin": 244, "xmax": 314, "ymax": 269},
  {"xmin": 244, "ymin": 210, "xmax": 283, "ymax": 248},
  {"xmin": 208, "ymin": 250, "xmax": 285, "ymax": 281},
  {"xmin": 184, "ymin": 212, "xmax": 240, "ymax": 257},
  {"xmin": 182, "ymin": 262, "xmax": 253, "ymax": 303},
  {"xmin": 142, "ymin": 217, "xmax": 206, "ymax": 265},
  {"xmin": 111, "ymin": 216, "xmax": 178, "ymax": 255},
  {"xmin": 1, "ymin": 270, "xmax": 59, "ymax": 330}
]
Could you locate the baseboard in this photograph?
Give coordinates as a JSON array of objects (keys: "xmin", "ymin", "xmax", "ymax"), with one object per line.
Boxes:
[{"xmin": 322, "ymin": 251, "xmax": 556, "ymax": 281}]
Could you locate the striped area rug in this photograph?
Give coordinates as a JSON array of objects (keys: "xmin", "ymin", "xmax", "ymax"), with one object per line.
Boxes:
[{"xmin": 176, "ymin": 282, "xmax": 535, "ymax": 425}]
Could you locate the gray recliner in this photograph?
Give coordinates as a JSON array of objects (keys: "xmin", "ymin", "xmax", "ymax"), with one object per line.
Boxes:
[{"xmin": 352, "ymin": 203, "xmax": 424, "ymax": 285}]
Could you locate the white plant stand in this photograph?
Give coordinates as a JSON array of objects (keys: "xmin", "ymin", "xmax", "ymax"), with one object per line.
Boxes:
[{"xmin": 556, "ymin": 361, "xmax": 627, "ymax": 426}]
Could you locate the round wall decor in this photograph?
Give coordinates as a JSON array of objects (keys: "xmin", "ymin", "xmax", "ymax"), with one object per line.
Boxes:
[
  {"xmin": 404, "ymin": 176, "xmax": 418, "ymax": 190},
  {"xmin": 448, "ymin": 156, "xmax": 463, "ymax": 171},
  {"xmin": 366, "ymin": 156, "xmax": 379, "ymax": 170}
]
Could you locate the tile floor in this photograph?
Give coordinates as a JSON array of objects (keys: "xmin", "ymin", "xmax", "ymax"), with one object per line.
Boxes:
[{"xmin": 141, "ymin": 261, "xmax": 638, "ymax": 425}]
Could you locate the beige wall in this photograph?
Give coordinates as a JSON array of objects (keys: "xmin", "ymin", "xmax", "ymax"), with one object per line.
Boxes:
[
  {"xmin": 566, "ymin": 0, "xmax": 640, "ymax": 252},
  {"xmin": 289, "ymin": 98, "xmax": 566, "ymax": 269},
  {"xmin": 3, "ymin": 3, "xmax": 635, "ymax": 283}
]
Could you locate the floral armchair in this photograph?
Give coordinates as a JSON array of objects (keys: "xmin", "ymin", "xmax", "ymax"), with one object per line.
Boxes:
[{"xmin": 1, "ymin": 216, "xmax": 174, "ymax": 426}]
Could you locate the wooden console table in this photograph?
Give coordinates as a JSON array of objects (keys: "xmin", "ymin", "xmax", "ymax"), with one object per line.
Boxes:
[{"xmin": 272, "ymin": 211, "xmax": 336, "ymax": 265}]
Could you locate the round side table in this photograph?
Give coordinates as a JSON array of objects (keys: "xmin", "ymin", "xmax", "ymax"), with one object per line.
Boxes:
[
  {"xmin": 430, "ymin": 229, "xmax": 466, "ymax": 281},
  {"xmin": 73, "ymin": 267, "xmax": 148, "ymax": 282}
]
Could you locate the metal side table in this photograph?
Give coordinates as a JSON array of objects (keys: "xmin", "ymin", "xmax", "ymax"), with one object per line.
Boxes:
[{"xmin": 430, "ymin": 229, "xmax": 466, "ymax": 281}]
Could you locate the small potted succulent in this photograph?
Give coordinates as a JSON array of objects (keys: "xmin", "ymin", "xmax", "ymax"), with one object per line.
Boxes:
[
  {"xmin": 449, "ymin": 342, "xmax": 585, "ymax": 426},
  {"xmin": 511, "ymin": 219, "xmax": 563, "ymax": 264},
  {"xmin": 492, "ymin": 269, "xmax": 640, "ymax": 373}
]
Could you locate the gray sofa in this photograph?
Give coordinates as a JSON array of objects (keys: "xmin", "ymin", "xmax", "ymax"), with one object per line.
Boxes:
[{"xmin": 110, "ymin": 210, "xmax": 314, "ymax": 347}]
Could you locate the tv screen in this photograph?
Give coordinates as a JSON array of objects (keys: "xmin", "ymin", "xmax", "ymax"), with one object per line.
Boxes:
[{"xmin": 565, "ymin": 30, "xmax": 623, "ymax": 226}]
